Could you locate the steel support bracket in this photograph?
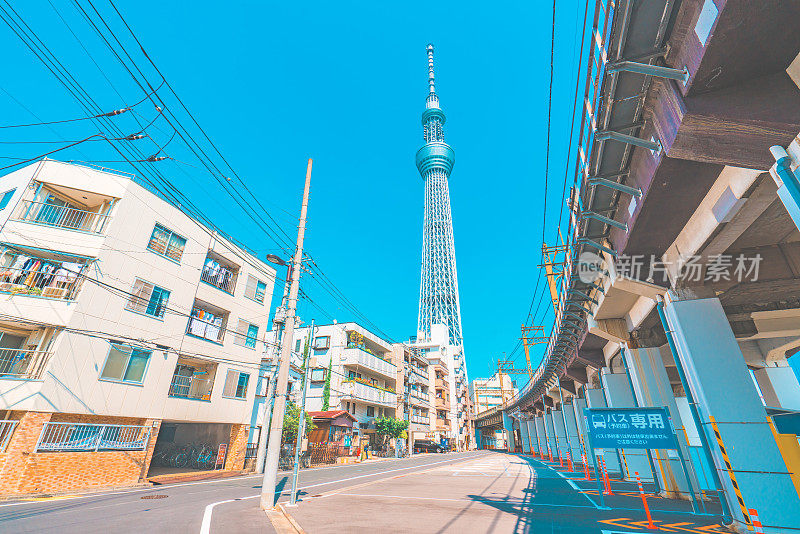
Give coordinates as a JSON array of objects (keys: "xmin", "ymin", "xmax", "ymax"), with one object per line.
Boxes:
[
  {"xmin": 581, "ymin": 210, "xmax": 628, "ymax": 232},
  {"xmin": 578, "ymin": 237, "xmax": 617, "ymax": 257},
  {"xmin": 607, "ymin": 61, "xmax": 689, "ymax": 83},
  {"xmin": 595, "ymin": 129, "xmax": 661, "ymax": 153},
  {"xmin": 587, "ymin": 176, "xmax": 642, "ymax": 197}
]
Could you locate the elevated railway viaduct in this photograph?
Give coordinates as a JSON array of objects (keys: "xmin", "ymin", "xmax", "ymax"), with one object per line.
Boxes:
[{"xmin": 475, "ymin": 1, "xmax": 800, "ymax": 532}]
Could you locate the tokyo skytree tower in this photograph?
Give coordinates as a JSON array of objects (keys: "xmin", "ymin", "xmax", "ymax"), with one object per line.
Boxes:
[{"xmin": 416, "ymin": 44, "xmax": 464, "ymax": 348}]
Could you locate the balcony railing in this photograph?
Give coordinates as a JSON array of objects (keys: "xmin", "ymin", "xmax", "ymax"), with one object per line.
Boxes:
[
  {"xmin": 435, "ymin": 378, "xmax": 448, "ymax": 390},
  {"xmin": 0, "ymin": 263, "xmax": 83, "ymax": 300},
  {"xmin": 0, "ymin": 348, "xmax": 52, "ymax": 379},
  {"xmin": 16, "ymin": 200, "xmax": 110, "ymax": 234},
  {"xmin": 409, "ymin": 389, "xmax": 430, "ymax": 406},
  {"xmin": 411, "ymin": 414, "xmax": 428, "ymax": 425},
  {"xmin": 341, "ymin": 380, "xmax": 396, "ymax": 408},
  {"xmin": 340, "ymin": 347, "xmax": 396, "ymax": 380},
  {"xmin": 411, "ymin": 366, "xmax": 429, "ymax": 384},
  {"xmin": 200, "ymin": 263, "xmax": 237, "ymax": 294},
  {"xmin": 435, "ymin": 397, "xmax": 450, "ymax": 411},
  {"xmin": 168, "ymin": 373, "xmax": 213, "ymax": 401},
  {"xmin": 35, "ymin": 422, "xmax": 150, "ymax": 452},
  {"xmin": 187, "ymin": 315, "xmax": 226, "ymax": 343}
]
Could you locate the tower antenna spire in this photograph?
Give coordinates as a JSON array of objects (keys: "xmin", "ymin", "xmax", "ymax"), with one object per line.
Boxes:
[{"xmin": 425, "ymin": 43, "xmax": 440, "ymax": 109}]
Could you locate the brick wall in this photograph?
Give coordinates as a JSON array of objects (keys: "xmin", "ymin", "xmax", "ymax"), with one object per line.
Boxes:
[
  {"xmin": 0, "ymin": 411, "xmax": 161, "ymax": 497},
  {"xmin": 225, "ymin": 423, "xmax": 248, "ymax": 471}
]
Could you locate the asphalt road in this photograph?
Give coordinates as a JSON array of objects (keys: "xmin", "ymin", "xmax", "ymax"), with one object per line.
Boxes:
[
  {"xmin": 288, "ymin": 451, "xmax": 732, "ymax": 534},
  {"xmin": 0, "ymin": 451, "xmax": 485, "ymax": 534}
]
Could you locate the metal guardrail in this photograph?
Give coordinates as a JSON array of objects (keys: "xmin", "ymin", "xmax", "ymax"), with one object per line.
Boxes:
[
  {"xmin": 0, "ymin": 420, "xmax": 18, "ymax": 451},
  {"xmin": 36, "ymin": 422, "xmax": 150, "ymax": 452},
  {"xmin": 0, "ymin": 348, "xmax": 52, "ymax": 379},
  {"xmin": 16, "ymin": 200, "xmax": 110, "ymax": 234}
]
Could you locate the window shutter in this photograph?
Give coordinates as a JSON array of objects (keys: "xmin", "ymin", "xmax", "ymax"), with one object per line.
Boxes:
[
  {"xmin": 127, "ymin": 279, "xmax": 153, "ymax": 313},
  {"xmin": 245, "ymin": 275, "xmax": 257, "ymax": 300},
  {"xmin": 223, "ymin": 369, "xmax": 238, "ymax": 397},
  {"xmin": 234, "ymin": 319, "xmax": 248, "ymax": 346}
]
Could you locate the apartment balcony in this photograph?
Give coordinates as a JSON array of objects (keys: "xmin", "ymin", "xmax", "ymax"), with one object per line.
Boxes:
[
  {"xmin": 410, "ymin": 366, "xmax": 429, "ymax": 385},
  {"xmin": 340, "ymin": 347, "xmax": 396, "ymax": 381},
  {"xmin": 186, "ymin": 300, "xmax": 229, "ymax": 344},
  {"xmin": 14, "ymin": 200, "xmax": 111, "ymax": 235},
  {"xmin": 340, "ymin": 379, "xmax": 396, "ymax": 408},
  {"xmin": 409, "ymin": 389, "xmax": 430, "ymax": 407},
  {"xmin": 168, "ymin": 357, "xmax": 217, "ymax": 401},
  {"xmin": 200, "ymin": 252, "xmax": 239, "ymax": 295},
  {"xmin": 436, "ymin": 419, "xmax": 451, "ymax": 432},
  {"xmin": 435, "ymin": 378, "xmax": 449, "ymax": 390},
  {"xmin": 0, "ymin": 348, "xmax": 52, "ymax": 379},
  {"xmin": 435, "ymin": 397, "xmax": 450, "ymax": 411},
  {"xmin": 411, "ymin": 414, "xmax": 429, "ymax": 425}
]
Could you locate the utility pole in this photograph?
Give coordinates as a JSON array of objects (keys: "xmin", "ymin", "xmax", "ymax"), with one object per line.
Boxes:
[
  {"xmin": 260, "ymin": 158, "xmax": 312, "ymax": 511},
  {"xmin": 256, "ymin": 267, "xmax": 292, "ymax": 473},
  {"xmin": 289, "ymin": 320, "xmax": 315, "ymax": 505}
]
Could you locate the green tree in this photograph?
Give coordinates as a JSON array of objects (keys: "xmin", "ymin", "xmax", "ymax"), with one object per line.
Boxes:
[
  {"xmin": 375, "ymin": 417, "xmax": 409, "ymax": 448},
  {"xmin": 282, "ymin": 400, "xmax": 316, "ymax": 444},
  {"xmin": 321, "ymin": 358, "xmax": 332, "ymax": 410}
]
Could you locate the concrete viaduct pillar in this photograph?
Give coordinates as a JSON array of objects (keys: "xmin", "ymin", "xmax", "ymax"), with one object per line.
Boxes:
[
  {"xmin": 601, "ymin": 369, "xmax": 655, "ymax": 482},
  {"xmin": 543, "ymin": 410, "xmax": 558, "ymax": 462},
  {"xmin": 562, "ymin": 400, "xmax": 583, "ymax": 466},
  {"xmin": 518, "ymin": 417, "xmax": 531, "ymax": 455},
  {"xmin": 572, "ymin": 396, "xmax": 594, "ymax": 468},
  {"xmin": 585, "ymin": 387, "xmax": 622, "ymax": 475},
  {"xmin": 552, "ymin": 407, "xmax": 569, "ymax": 464},
  {"xmin": 501, "ymin": 410, "xmax": 516, "ymax": 453},
  {"xmin": 526, "ymin": 419, "xmax": 538, "ymax": 455},
  {"xmin": 664, "ymin": 296, "xmax": 800, "ymax": 532},
  {"xmin": 534, "ymin": 415, "xmax": 546, "ymax": 458},
  {"xmin": 624, "ymin": 346, "xmax": 701, "ymax": 499}
]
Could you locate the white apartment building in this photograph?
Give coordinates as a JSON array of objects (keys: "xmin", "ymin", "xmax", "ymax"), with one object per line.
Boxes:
[
  {"xmin": 392, "ymin": 343, "xmax": 434, "ymax": 448},
  {"xmin": 471, "ymin": 373, "xmax": 518, "ymax": 449},
  {"xmin": 253, "ymin": 322, "xmax": 398, "ymax": 452},
  {"xmin": 411, "ymin": 323, "xmax": 472, "ymax": 450},
  {"xmin": 0, "ymin": 159, "xmax": 276, "ymax": 495}
]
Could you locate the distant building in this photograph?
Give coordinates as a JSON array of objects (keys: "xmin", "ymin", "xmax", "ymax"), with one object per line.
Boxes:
[
  {"xmin": 0, "ymin": 159, "xmax": 276, "ymax": 495},
  {"xmin": 471, "ymin": 373, "xmax": 517, "ymax": 448}
]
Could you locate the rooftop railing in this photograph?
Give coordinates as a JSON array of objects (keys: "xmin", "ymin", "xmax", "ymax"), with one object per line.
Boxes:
[
  {"xmin": 0, "ymin": 348, "xmax": 52, "ymax": 379},
  {"xmin": 16, "ymin": 200, "xmax": 110, "ymax": 234}
]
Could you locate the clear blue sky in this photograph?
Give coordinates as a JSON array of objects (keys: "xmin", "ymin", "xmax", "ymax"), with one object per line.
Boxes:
[{"xmin": 0, "ymin": 1, "xmax": 587, "ymax": 382}]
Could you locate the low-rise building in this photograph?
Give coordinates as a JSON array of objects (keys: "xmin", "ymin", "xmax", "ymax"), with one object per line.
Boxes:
[
  {"xmin": 392, "ymin": 343, "xmax": 434, "ymax": 449},
  {"xmin": 0, "ymin": 159, "xmax": 275, "ymax": 495},
  {"xmin": 471, "ymin": 373, "xmax": 517, "ymax": 449}
]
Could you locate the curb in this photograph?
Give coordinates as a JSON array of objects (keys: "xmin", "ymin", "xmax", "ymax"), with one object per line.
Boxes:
[{"xmin": 264, "ymin": 503, "xmax": 306, "ymax": 534}]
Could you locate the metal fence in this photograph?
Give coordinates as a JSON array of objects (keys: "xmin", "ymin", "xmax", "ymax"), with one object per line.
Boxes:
[
  {"xmin": 0, "ymin": 420, "xmax": 18, "ymax": 452},
  {"xmin": 16, "ymin": 200, "xmax": 110, "ymax": 234},
  {"xmin": 0, "ymin": 348, "xmax": 53, "ymax": 379},
  {"xmin": 245, "ymin": 442, "xmax": 258, "ymax": 459},
  {"xmin": 36, "ymin": 422, "xmax": 151, "ymax": 452}
]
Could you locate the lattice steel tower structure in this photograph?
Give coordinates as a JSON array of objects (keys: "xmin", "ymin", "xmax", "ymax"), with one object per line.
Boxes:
[{"xmin": 416, "ymin": 44, "xmax": 464, "ymax": 349}]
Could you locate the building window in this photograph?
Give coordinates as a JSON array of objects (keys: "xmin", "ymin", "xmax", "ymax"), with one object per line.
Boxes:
[
  {"xmin": 366, "ymin": 406, "xmax": 375, "ymax": 417},
  {"xmin": 295, "ymin": 339, "xmax": 302, "ymax": 353},
  {"xmin": 223, "ymin": 369, "xmax": 250, "ymax": 399},
  {"xmin": 244, "ymin": 275, "xmax": 267, "ymax": 303},
  {"xmin": 147, "ymin": 223, "xmax": 187, "ymax": 262},
  {"xmin": 234, "ymin": 319, "xmax": 259, "ymax": 349},
  {"xmin": 126, "ymin": 278, "xmax": 170, "ymax": 318},
  {"xmin": 100, "ymin": 344, "xmax": 151, "ymax": 384},
  {"xmin": 0, "ymin": 189, "xmax": 15, "ymax": 210},
  {"xmin": 313, "ymin": 336, "xmax": 330, "ymax": 350}
]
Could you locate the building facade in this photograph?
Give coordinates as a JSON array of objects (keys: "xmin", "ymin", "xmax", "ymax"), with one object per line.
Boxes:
[
  {"xmin": 392, "ymin": 343, "xmax": 434, "ymax": 449},
  {"xmin": 0, "ymin": 159, "xmax": 276, "ymax": 495}
]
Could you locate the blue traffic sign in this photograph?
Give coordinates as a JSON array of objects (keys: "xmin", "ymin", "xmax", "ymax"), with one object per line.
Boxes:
[{"xmin": 583, "ymin": 407, "xmax": 678, "ymax": 450}]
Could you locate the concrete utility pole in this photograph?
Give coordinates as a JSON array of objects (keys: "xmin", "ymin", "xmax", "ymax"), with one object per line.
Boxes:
[
  {"xmin": 256, "ymin": 267, "xmax": 292, "ymax": 473},
  {"xmin": 260, "ymin": 158, "xmax": 312, "ymax": 511},
  {"xmin": 289, "ymin": 320, "xmax": 314, "ymax": 505}
]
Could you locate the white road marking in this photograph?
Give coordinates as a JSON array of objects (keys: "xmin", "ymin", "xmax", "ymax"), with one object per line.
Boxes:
[
  {"xmin": 200, "ymin": 495, "xmax": 258, "ymax": 534},
  {"xmin": 539, "ymin": 460, "xmax": 602, "ymax": 510}
]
